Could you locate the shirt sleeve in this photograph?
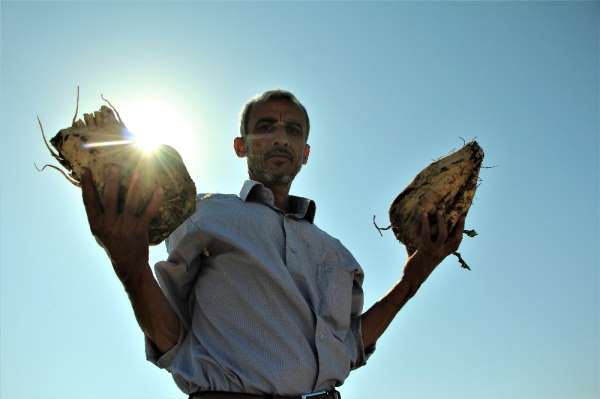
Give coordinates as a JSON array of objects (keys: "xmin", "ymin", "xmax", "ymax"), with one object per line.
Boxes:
[
  {"xmin": 348, "ymin": 268, "xmax": 375, "ymax": 370},
  {"xmin": 333, "ymin": 238, "xmax": 375, "ymax": 370},
  {"xmin": 144, "ymin": 314, "xmax": 187, "ymax": 369},
  {"xmin": 144, "ymin": 206, "xmax": 210, "ymax": 370}
]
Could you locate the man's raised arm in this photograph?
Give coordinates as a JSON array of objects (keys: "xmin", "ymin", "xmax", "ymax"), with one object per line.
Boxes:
[
  {"xmin": 81, "ymin": 166, "xmax": 180, "ymax": 354},
  {"xmin": 360, "ymin": 210, "xmax": 466, "ymax": 349}
]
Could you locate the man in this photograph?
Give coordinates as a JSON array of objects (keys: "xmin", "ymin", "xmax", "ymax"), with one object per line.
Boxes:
[{"xmin": 81, "ymin": 90, "xmax": 465, "ymax": 399}]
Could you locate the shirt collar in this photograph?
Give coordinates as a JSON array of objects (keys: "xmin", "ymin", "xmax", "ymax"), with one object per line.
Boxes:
[{"xmin": 239, "ymin": 180, "xmax": 316, "ymax": 223}]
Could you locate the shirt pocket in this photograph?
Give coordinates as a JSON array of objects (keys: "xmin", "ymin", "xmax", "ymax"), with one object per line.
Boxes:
[{"xmin": 317, "ymin": 263, "xmax": 354, "ymax": 336}]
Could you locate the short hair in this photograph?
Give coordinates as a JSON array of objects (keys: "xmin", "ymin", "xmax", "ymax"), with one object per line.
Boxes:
[{"xmin": 239, "ymin": 89, "xmax": 310, "ymax": 139}]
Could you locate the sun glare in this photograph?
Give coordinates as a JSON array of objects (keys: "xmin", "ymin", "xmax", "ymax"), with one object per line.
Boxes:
[{"xmin": 120, "ymin": 99, "xmax": 192, "ymax": 154}]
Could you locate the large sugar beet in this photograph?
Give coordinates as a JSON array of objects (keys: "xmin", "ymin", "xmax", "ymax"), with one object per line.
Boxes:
[
  {"xmin": 40, "ymin": 102, "xmax": 196, "ymax": 245},
  {"xmin": 389, "ymin": 141, "xmax": 484, "ymax": 260}
]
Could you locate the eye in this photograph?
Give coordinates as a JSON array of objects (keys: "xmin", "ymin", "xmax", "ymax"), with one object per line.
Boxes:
[
  {"xmin": 255, "ymin": 122, "xmax": 274, "ymax": 133},
  {"xmin": 287, "ymin": 125, "xmax": 303, "ymax": 136}
]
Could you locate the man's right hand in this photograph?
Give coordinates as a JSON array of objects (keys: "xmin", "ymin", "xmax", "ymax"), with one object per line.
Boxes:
[
  {"xmin": 80, "ymin": 165, "xmax": 163, "ymax": 283},
  {"xmin": 81, "ymin": 165, "xmax": 180, "ymax": 353}
]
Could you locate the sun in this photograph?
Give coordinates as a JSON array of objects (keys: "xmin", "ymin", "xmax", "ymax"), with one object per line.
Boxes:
[{"xmin": 120, "ymin": 99, "xmax": 192, "ymax": 154}]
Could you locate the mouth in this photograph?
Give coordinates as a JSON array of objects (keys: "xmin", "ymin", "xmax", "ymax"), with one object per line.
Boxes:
[
  {"xmin": 265, "ymin": 151, "xmax": 293, "ymax": 162},
  {"xmin": 268, "ymin": 155, "xmax": 291, "ymax": 163}
]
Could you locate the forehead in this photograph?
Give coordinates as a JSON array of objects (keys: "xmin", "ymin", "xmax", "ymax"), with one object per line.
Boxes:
[{"xmin": 248, "ymin": 98, "xmax": 306, "ymax": 126}]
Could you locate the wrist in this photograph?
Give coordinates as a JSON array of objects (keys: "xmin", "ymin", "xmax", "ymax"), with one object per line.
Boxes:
[
  {"xmin": 402, "ymin": 252, "xmax": 435, "ymax": 289},
  {"xmin": 397, "ymin": 276, "xmax": 421, "ymax": 300},
  {"xmin": 112, "ymin": 258, "xmax": 149, "ymax": 288}
]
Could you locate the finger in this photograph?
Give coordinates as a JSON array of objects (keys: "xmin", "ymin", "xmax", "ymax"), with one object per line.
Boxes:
[
  {"xmin": 124, "ymin": 170, "xmax": 141, "ymax": 219},
  {"xmin": 448, "ymin": 214, "xmax": 467, "ymax": 251},
  {"xmin": 81, "ymin": 168, "xmax": 102, "ymax": 221},
  {"xmin": 94, "ymin": 110, "xmax": 103, "ymax": 127},
  {"xmin": 420, "ymin": 211, "xmax": 431, "ymax": 245},
  {"xmin": 74, "ymin": 119, "xmax": 85, "ymax": 128},
  {"xmin": 457, "ymin": 213, "xmax": 467, "ymax": 235},
  {"xmin": 84, "ymin": 113, "xmax": 95, "ymax": 128},
  {"xmin": 437, "ymin": 210, "xmax": 448, "ymax": 244},
  {"xmin": 140, "ymin": 187, "xmax": 164, "ymax": 227},
  {"xmin": 448, "ymin": 214, "xmax": 466, "ymax": 240},
  {"xmin": 103, "ymin": 165, "xmax": 120, "ymax": 222}
]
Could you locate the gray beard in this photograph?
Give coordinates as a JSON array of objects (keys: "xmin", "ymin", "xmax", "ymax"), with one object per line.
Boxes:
[
  {"xmin": 247, "ymin": 154, "xmax": 300, "ymax": 186},
  {"xmin": 248, "ymin": 165, "xmax": 295, "ymax": 186}
]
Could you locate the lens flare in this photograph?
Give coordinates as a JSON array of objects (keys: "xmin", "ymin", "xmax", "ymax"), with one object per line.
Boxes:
[
  {"xmin": 119, "ymin": 99, "xmax": 192, "ymax": 155},
  {"xmin": 133, "ymin": 132, "xmax": 162, "ymax": 153}
]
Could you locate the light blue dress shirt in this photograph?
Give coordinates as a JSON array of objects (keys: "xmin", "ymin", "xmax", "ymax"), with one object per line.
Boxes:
[{"xmin": 146, "ymin": 180, "xmax": 373, "ymax": 395}]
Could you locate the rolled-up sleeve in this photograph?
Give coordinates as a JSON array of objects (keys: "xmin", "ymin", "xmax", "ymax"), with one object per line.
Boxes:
[
  {"xmin": 145, "ymin": 315, "xmax": 187, "ymax": 369},
  {"xmin": 348, "ymin": 269, "xmax": 375, "ymax": 370},
  {"xmin": 144, "ymin": 207, "xmax": 209, "ymax": 370},
  {"xmin": 144, "ymin": 257, "xmax": 203, "ymax": 369}
]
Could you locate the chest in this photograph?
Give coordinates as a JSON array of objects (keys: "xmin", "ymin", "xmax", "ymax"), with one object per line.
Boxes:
[{"xmin": 195, "ymin": 200, "xmax": 353, "ymax": 327}]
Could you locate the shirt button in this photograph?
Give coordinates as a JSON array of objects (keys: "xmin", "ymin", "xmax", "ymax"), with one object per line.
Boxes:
[
  {"xmin": 290, "ymin": 248, "xmax": 297, "ymax": 254},
  {"xmin": 319, "ymin": 333, "xmax": 324, "ymax": 341}
]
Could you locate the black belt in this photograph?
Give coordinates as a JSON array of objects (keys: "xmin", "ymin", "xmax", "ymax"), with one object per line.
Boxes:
[{"xmin": 189, "ymin": 389, "xmax": 341, "ymax": 399}]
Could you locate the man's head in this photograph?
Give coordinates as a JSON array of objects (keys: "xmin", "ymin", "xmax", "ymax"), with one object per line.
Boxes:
[{"xmin": 234, "ymin": 90, "xmax": 311, "ymax": 187}]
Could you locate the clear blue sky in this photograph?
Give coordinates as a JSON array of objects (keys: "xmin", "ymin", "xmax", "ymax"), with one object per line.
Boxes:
[{"xmin": 1, "ymin": 2, "xmax": 598, "ymax": 399}]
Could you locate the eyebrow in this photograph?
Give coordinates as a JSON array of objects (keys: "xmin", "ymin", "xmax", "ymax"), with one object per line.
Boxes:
[
  {"xmin": 254, "ymin": 117, "xmax": 277, "ymax": 127},
  {"xmin": 254, "ymin": 118, "xmax": 303, "ymax": 130}
]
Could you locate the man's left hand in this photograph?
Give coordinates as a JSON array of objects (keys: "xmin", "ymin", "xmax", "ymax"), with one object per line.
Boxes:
[{"xmin": 402, "ymin": 209, "xmax": 466, "ymax": 287}]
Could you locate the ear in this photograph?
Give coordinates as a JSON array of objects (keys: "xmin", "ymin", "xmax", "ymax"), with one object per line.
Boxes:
[
  {"xmin": 234, "ymin": 136, "xmax": 247, "ymax": 158},
  {"xmin": 302, "ymin": 144, "xmax": 310, "ymax": 165}
]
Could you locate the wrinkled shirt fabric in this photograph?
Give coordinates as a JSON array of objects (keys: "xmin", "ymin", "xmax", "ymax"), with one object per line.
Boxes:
[{"xmin": 145, "ymin": 180, "xmax": 373, "ymax": 396}]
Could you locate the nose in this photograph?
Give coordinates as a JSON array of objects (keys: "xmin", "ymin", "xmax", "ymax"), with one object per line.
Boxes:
[{"xmin": 272, "ymin": 123, "xmax": 289, "ymax": 147}]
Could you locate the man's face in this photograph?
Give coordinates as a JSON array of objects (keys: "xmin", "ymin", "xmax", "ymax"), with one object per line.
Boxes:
[{"xmin": 234, "ymin": 98, "xmax": 310, "ymax": 186}]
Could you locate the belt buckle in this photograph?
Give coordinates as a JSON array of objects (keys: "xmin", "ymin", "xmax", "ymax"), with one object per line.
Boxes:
[
  {"xmin": 300, "ymin": 389, "xmax": 339, "ymax": 399},
  {"xmin": 301, "ymin": 390, "xmax": 328, "ymax": 399}
]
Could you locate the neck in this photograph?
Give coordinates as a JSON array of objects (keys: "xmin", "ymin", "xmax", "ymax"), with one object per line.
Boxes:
[{"xmin": 264, "ymin": 182, "xmax": 291, "ymax": 212}]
